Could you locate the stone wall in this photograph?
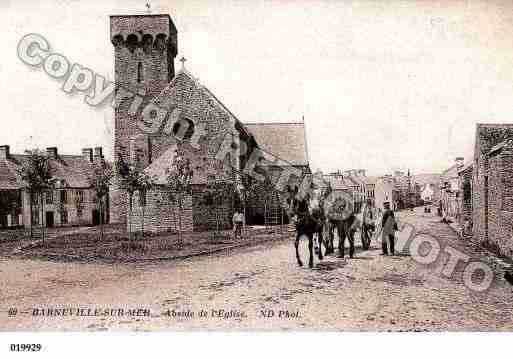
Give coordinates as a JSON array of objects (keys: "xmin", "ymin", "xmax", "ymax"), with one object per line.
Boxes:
[
  {"xmin": 487, "ymin": 147, "xmax": 513, "ymax": 257},
  {"xmin": 129, "ymin": 187, "xmax": 193, "ymax": 233},
  {"xmin": 192, "ymin": 185, "xmax": 233, "ymax": 232},
  {"xmin": 458, "ymin": 167, "xmax": 473, "ymax": 227}
]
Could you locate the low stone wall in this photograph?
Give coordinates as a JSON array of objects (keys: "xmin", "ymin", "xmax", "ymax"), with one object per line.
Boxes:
[{"xmin": 129, "ymin": 189, "xmax": 193, "ymax": 233}]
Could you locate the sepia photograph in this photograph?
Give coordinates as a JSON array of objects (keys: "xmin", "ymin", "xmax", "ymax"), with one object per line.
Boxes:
[{"xmin": 1, "ymin": 0, "xmax": 513, "ymax": 354}]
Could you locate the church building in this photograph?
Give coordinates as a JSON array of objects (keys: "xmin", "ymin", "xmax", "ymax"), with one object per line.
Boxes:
[{"xmin": 108, "ymin": 14, "xmax": 310, "ymax": 233}]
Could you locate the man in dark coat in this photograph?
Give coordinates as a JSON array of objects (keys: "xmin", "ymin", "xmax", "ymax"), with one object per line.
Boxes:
[{"xmin": 381, "ymin": 201, "xmax": 398, "ymax": 255}]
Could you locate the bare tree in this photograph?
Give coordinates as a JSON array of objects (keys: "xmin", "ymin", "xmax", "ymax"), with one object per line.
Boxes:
[
  {"xmin": 17, "ymin": 149, "xmax": 55, "ymax": 241},
  {"xmin": 88, "ymin": 161, "xmax": 113, "ymax": 241},
  {"xmin": 203, "ymin": 177, "xmax": 234, "ymax": 240},
  {"xmin": 116, "ymin": 154, "xmax": 153, "ymax": 241},
  {"xmin": 166, "ymin": 155, "xmax": 193, "ymax": 246}
]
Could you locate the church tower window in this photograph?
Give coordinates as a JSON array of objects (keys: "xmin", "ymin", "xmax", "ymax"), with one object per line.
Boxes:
[{"xmin": 137, "ymin": 62, "xmax": 143, "ymax": 83}]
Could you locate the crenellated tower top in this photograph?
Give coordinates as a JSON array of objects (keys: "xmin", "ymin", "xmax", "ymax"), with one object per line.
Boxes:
[{"xmin": 110, "ymin": 14, "xmax": 177, "ymax": 56}]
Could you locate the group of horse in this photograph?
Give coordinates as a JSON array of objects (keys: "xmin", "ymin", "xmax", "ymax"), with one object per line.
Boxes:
[{"xmin": 284, "ymin": 183, "xmax": 379, "ymax": 268}]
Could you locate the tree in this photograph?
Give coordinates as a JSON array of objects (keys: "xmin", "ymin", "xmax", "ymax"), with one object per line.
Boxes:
[
  {"xmin": 17, "ymin": 149, "xmax": 55, "ymax": 241},
  {"xmin": 87, "ymin": 161, "xmax": 113, "ymax": 241},
  {"xmin": 166, "ymin": 155, "xmax": 193, "ymax": 246},
  {"xmin": 116, "ymin": 154, "xmax": 153, "ymax": 241},
  {"xmin": 203, "ymin": 177, "xmax": 235, "ymax": 240},
  {"xmin": 137, "ymin": 176, "xmax": 153, "ymax": 237}
]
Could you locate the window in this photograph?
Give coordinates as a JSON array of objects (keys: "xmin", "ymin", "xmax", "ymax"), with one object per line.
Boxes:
[
  {"xmin": 31, "ymin": 209, "xmax": 39, "ymax": 225},
  {"xmin": 45, "ymin": 191, "xmax": 53, "ymax": 205},
  {"xmin": 139, "ymin": 189, "xmax": 147, "ymax": 207},
  {"xmin": 60, "ymin": 190, "xmax": 67, "ymax": 204},
  {"xmin": 75, "ymin": 190, "xmax": 84, "ymax": 203},
  {"xmin": 137, "ymin": 62, "xmax": 143, "ymax": 83},
  {"xmin": 172, "ymin": 118, "xmax": 195, "ymax": 141},
  {"xmin": 31, "ymin": 193, "xmax": 39, "ymax": 205}
]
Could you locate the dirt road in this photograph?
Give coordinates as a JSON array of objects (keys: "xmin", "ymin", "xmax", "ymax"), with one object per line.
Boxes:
[{"xmin": 1, "ymin": 209, "xmax": 512, "ymax": 331}]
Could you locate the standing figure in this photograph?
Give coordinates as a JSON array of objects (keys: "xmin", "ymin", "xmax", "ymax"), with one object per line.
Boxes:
[
  {"xmin": 232, "ymin": 208, "xmax": 244, "ymax": 240},
  {"xmin": 381, "ymin": 201, "xmax": 398, "ymax": 255}
]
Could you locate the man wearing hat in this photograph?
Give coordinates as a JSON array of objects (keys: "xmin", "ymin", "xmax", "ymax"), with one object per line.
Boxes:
[{"xmin": 381, "ymin": 201, "xmax": 398, "ymax": 255}]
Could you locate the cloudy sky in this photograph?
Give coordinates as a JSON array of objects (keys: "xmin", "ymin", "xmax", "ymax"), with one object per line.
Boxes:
[{"xmin": 2, "ymin": 0, "xmax": 513, "ymax": 175}]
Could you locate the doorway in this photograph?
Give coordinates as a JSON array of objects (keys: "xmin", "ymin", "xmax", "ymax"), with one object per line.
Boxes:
[
  {"xmin": 92, "ymin": 209, "xmax": 101, "ymax": 226},
  {"xmin": 45, "ymin": 211, "xmax": 55, "ymax": 228}
]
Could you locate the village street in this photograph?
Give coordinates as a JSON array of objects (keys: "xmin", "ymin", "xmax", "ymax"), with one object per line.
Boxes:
[{"xmin": 1, "ymin": 208, "xmax": 512, "ymax": 331}]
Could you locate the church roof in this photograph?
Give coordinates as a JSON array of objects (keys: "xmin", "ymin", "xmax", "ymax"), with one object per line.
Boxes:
[{"xmin": 244, "ymin": 123, "xmax": 309, "ymax": 167}]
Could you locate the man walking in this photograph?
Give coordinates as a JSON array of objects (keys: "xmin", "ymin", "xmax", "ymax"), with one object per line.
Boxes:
[{"xmin": 381, "ymin": 201, "xmax": 398, "ymax": 255}]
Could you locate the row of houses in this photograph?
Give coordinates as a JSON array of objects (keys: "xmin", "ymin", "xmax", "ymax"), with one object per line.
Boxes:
[
  {"xmin": 439, "ymin": 124, "xmax": 513, "ymax": 259},
  {"xmin": 319, "ymin": 168, "xmax": 427, "ymax": 213},
  {"xmin": 0, "ymin": 146, "xmax": 108, "ymax": 229}
]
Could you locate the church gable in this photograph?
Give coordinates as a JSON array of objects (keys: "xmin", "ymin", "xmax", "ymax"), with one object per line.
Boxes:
[{"xmin": 140, "ymin": 70, "xmax": 242, "ymax": 185}]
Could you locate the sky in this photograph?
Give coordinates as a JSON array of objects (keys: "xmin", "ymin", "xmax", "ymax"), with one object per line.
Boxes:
[{"xmin": 2, "ymin": 0, "xmax": 513, "ymax": 176}]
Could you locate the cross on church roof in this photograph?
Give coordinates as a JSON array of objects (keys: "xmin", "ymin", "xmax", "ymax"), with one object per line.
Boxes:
[
  {"xmin": 145, "ymin": 2, "xmax": 151, "ymax": 13},
  {"xmin": 180, "ymin": 56, "xmax": 187, "ymax": 69}
]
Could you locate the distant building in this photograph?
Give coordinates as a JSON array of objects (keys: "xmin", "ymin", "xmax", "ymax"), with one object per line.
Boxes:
[
  {"xmin": 440, "ymin": 157, "xmax": 465, "ymax": 219},
  {"xmin": 375, "ymin": 175, "xmax": 399, "ymax": 210},
  {"xmin": 420, "ymin": 183, "xmax": 435, "ymax": 202},
  {"xmin": 0, "ymin": 145, "xmax": 107, "ymax": 229},
  {"xmin": 363, "ymin": 175, "xmax": 378, "ymax": 208}
]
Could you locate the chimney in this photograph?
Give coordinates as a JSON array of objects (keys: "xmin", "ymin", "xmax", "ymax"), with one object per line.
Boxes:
[
  {"xmin": 94, "ymin": 147, "xmax": 103, "ymax": 161},
  {"xmin": 46, "ymin": 147, "xmax": 58, "ymax": 159},
  {"xmin": 455, "ymin": 157, "xmax": 464, "ymax": 168},
  {"xmin": 82, "ymin": 148, "xmax": 93, "ymax": 162},
  {"xmin": 0, "ymin": 145, "xmax": 10, "ymax": 160},
  {"xmin": 357, "ymin": 169, "xmax": 366, "ymax": 177}
]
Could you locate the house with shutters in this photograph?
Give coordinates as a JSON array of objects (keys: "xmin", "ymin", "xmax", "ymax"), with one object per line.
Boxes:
[{"xmin": 0, "ymin": 145, "xmax": 108, "ymax": 229}]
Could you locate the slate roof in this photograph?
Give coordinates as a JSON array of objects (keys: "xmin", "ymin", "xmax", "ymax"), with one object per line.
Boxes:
[
  {"xmin": 325, "ymin": 176, "xmax": 350, "ymax": 191},
  {"xmin": 488, "ymin": 138, "xmax": 513, "ymax": 155},
  {"xmin": 0, "ymin": 153, "xmax": 102, "ymax": 190},
  {"xmin": 411, "ymin": 173, "xmax": 441, "ymax": 186},
  {"xmin": 475, "ymin": 123, "xmax": 513, "ymax": 159},
  {"xmin": 244, "ymin": 123, "xmax": 309, "ymax": 167},
  {"xmin": 441, "ymin": 163, "xmax": 460, "ymax": 179},
  {"xmin": 144, "ymin": 145, "xmax": 216, "ymax": 185},
  {"xmin": 363, "ymin": 176, "xmax": 378, "ymax": 185}
]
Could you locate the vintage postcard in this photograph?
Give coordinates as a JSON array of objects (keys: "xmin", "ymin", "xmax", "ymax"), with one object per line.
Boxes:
[{"xmin": 1, "ymin": 0, "xmax": 513, "ymax": 347}]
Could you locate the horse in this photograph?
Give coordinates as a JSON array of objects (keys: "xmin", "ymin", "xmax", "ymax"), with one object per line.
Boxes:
[
  {"xmin": 285, "ymin": 185, "xmax": 326, "ymax": 268},
  {"xmin": 323, "ymin": 191, "xmax": 368, "ymax": 259}
]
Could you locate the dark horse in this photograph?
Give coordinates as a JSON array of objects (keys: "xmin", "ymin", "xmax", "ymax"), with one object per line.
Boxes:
[{"xmin": 286, "ymin": 186, "xmax": 325, "ymax": 268}]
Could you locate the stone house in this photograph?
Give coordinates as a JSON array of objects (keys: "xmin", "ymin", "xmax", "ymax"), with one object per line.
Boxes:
[
  {"xmin": 458, "ymin": 162, "xmax": 473, "ymax": 228},
  {"xmin": 364, "ymin": 176, "xmax": 377, "ymax": 208},
  {"xmin": 473, "ymin": 124, "xmax": 513, "ymax": 257},
  {"xmin": 440, "ymin": 157, "xmax": 465, "ymax": 219},
  {"xmin": 0, "ymin": 145, "xmax": 108, "ymax": 229},
  {"xmin": 420, "ymin": 183, "xmax": 436, "ymax": 202},
  {"xmin": 244, "ymin": 122, "xmax": 310, "ymax": 225},
  {"xmin": 481, "ymin": 138, "xmax": 513, "ymax": 256},
  {"xmin": 343, "ymin": 169, "xmax": 366, "ymax": 213}
]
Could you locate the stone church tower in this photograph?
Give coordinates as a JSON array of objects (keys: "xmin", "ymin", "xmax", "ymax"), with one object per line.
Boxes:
[{"xmin": 109, "ymin": 14, "xmax": 178, "ymax": 223}]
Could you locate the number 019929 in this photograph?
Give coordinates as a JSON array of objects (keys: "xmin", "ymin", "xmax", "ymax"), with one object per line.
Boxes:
[{"xmin": 10, "ymin": 344, "xmax": 42, "ymax": 352}]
